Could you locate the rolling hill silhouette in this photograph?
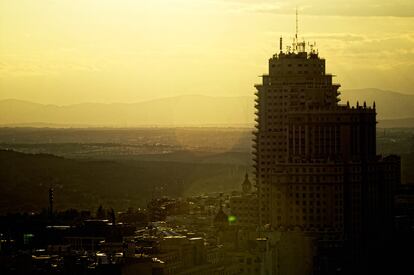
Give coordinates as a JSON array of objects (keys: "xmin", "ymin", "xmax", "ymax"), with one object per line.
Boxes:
[{"xmin": 1, "ymin": 88, "xmax": 413, "ymax": 127}]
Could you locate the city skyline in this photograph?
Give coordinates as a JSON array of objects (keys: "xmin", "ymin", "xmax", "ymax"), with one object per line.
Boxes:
[{"xmin": 0, "ymin": 2, "xmax": 413, "ymax": 274}]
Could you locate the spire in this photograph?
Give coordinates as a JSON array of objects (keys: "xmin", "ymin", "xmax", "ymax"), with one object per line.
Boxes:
[
  {"xmin": 214, "ymin": 197, "xmax": 228, "ymax": 226},
  {"xmin": 242, "ymin": 172, "xmax": 252, "ymax": 194}
]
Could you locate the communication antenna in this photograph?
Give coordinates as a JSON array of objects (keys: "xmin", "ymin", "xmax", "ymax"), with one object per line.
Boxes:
[
  {"xmin": 280, "ymin": 36, "xmax": 283, "ymax": 53},
  {"xmin": 296, "ymin": 7, "xmax": 298, "ymax": 40},
  {"xmin": 49, "ymin": 186, "xmax": 54, "ymax": 220},
  {"xmin": 295, "ymin": 7, "xmax": 298, "ymax": 51}
]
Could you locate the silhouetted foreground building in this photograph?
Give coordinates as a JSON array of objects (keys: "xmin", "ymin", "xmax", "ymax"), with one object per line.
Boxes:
[{"xmin": 253, "ymin": 36, "xmax": 401, "ymax": 273}]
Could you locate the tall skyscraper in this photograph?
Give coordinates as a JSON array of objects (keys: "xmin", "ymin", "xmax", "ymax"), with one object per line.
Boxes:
[{"xmin": 253, "ymin": 33, "xmax": 400, "ymax": 273}]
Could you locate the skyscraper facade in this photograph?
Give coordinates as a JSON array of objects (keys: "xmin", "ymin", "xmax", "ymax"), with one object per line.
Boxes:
[{"xmin": 253, "ymin": 38, "xmax": 400, "ymax": 272}]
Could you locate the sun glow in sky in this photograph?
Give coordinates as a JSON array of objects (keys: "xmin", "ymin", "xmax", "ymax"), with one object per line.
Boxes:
[{"xmin": 1, "ymin": 0, "xmax": 414, "ymax": 104}]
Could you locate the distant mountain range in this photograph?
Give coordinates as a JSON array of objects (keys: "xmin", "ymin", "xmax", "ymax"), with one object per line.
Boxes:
[
  {"xmin": 0, "ymin": 95, "xmax": 254, "ymax": 127},
  {"xmin": 340, "ymin": 88, "xmax": 414, "ymax": 119},
  {"xmin": 1, "ymin": 88, "xmax": 413, "ymax": 127}
]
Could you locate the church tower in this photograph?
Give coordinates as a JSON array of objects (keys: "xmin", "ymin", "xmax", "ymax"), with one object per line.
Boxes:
[{"xmin": 242, "ymin": 173, "xmax": 252, "ymax": 194}]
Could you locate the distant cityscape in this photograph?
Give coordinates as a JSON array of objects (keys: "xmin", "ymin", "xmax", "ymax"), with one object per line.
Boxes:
[{"xmin": 1, "ymin": 30, "xmax": 414, "ymax": 275}]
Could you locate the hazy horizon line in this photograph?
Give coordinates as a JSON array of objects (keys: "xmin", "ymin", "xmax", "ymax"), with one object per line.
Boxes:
[
  {"xmin": 1, "ymin": 87, "xmax": 413, "ymax": 106},
  {"xmin": 1, "ymin": 119, "xmax": 413, "ymax": 130}
]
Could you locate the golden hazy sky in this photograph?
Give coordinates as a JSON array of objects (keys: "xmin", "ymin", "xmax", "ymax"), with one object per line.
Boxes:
[{"xmin": 1, "ymin": 0, "xmax": 414, "ymax": 104}]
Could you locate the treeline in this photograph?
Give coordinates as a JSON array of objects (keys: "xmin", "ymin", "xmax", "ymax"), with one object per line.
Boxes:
[{"xmin": 0, "ymin": 150, "xmax": 247, "ymax": 213}]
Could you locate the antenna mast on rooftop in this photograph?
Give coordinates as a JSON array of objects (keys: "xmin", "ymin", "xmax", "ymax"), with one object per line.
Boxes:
[
  {"xmin": 296, "ymin": 7, "xmax": 298, "ymax": 40},
  {"xmin": 280, "ymin": 36, "xmax": 283, "ymax": 53},
  {"xmin": 295, "ymin": 7, "xmax": 298, "ymax": 51}
]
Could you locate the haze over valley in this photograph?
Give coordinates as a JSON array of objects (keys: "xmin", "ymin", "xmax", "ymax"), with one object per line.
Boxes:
[{"xmin": 1, "ymin": 88, "xmax": 414, "ymax": 127}]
